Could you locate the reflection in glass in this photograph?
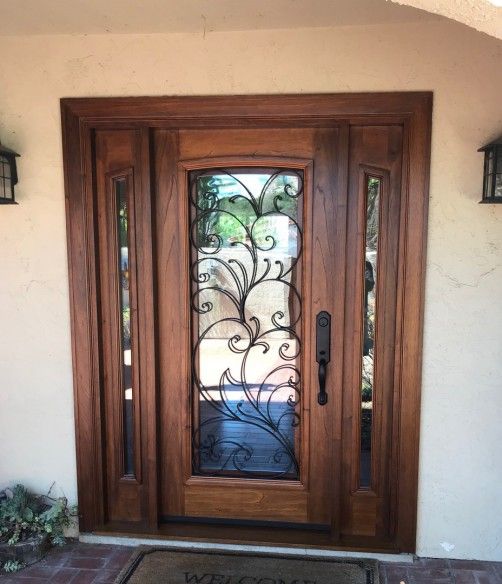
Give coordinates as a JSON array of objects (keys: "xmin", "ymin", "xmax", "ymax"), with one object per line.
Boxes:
[
  {"xmin": 0, "ymin": 155, "xmax": 13, "ymax": 201},
  {"xmin": 485, "ymin": 151, "xmax": 494, "ymax": 198},
  {"xmin": 116, "ymin": 178, "xmax": 134, "ymax": 477},
  {"xmin": 496, "ymin": 149, "xmax": 502, "ymax": 198},
  {"xmin": 189, "ymin": 168, "xmax": 303, "ymax": 479},
  {"xmin": 360, "ymin": 176, "xmax": 381, "ymax": 488},
  {"xmin": 483, "ymin": 148, "xmax": 502, "ymax": 200}
]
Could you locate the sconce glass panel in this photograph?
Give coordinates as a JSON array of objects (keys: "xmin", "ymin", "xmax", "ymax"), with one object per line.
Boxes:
[
  {"xmin": 479, "ymin": 138, "xmax": 502, "ymax": 204},
  {"xmin": 0, "ymin": 154, "xmax": 15, "ymax": 203},
  {"xmin": 496, "ymin": 147, "xmax": 502, "ymax": 198}
]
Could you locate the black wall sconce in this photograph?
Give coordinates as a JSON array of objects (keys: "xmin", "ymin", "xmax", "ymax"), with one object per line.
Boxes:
[
  {"xmin": 479, "ymin": 137, "xmax": 502, "ymax": 204},
  {"xmin": 0, "ymin": 142, "xmax": 20, "ymax": 204}
]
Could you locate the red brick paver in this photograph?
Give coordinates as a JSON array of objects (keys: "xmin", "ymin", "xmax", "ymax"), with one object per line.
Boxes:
[
  {"xmin": 0, "ymin": 542, "xmax": 500, "ymax": 583},
  {"xmin": 0, "ymin": 543, "xmax": 128, "ymax": 583}
]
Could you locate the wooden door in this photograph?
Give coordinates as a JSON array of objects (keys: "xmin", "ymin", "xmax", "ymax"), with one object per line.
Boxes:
[
  {"xmin": 155, "ymin": 123, "xmax": 405, "ymax": 540},
  {"xmin": 156, "ymin": 128, "xmax": 346, "ymax": 529},
  {"xmin": 62, "ymin": 93, "xmax": 431, "ymax": 551}
]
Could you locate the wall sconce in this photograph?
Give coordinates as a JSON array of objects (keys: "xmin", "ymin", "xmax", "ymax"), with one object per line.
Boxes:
[
  {"xmin": 0, "ymin": 142, "xmax": 20, "ymax": 205},
  {"xmin": 479, "ymin": 137, "xmax": 502, "ymax": 204}
]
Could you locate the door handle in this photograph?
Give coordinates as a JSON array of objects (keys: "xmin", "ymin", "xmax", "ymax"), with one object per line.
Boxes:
[{"xmin": 316, "ymin": 311, "xmax": 331, "ymax": 406}]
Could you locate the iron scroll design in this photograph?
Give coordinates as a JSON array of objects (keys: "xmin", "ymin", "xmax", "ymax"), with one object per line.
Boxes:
[{"xmin": 189, "ymin": 167, "xmax": 304, "ymax": 480}]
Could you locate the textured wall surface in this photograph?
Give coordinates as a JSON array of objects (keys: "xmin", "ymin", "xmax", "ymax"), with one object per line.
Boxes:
[
  {"xmin": 0, "ymin": 0, "xmax": 437, "ymax": 35},
  {"xmin": 0, "ymin": 19, "xmax": 501, "ymax": 561},
  {"xmin": 392, "ymin": 0, "xmax": 502, "ymax": 40}
]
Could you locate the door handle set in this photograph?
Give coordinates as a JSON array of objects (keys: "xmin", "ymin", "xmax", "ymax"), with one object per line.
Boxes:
[{"xmin": 316, "ymin": 311, "xmax": 331, "ymax": 406}]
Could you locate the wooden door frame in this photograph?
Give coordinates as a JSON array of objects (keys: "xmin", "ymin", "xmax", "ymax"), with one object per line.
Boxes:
[{"xmin": 61, "ymin": 92, "xmax": 432, "ymax": 552}]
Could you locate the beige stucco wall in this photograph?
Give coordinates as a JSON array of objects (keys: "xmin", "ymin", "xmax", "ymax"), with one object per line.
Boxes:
[
  {"xmin": 0, "ymin": 19, "xmax": 501, "ymax": 561},
  {"xmin": 392, "ymin": 0, "xmax": 502, "ymax": 40}
]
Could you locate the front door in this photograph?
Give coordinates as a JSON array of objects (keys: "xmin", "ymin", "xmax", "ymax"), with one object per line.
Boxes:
[
  {"xmin": 157, "ymin": 129, "xmax": 344, "ymax": 529},
  {"xmin": 63, "ymin": 93, "xmax": 431, "ymax": 551},
  {"xmin": 156, "ymin": 123, "xmax": 403, "ymax": 540}
]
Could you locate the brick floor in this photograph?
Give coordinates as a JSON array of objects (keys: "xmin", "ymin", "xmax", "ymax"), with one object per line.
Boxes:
[{"xmin": 0, "ymin": 542, "xmax": 500, "ymax": 583}]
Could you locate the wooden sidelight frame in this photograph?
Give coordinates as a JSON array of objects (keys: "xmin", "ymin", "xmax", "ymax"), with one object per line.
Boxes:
[{"xmin": 61, "ymin": 93, "xmax": 432, "ymax": 552}]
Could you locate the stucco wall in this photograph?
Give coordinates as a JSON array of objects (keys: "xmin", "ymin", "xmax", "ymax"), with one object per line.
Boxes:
[
  {"xmin": 0, "ymin": 20, "xmax": 501, "ymax": 561},
  {"xmin": 392, "ymin": 0, "xmax": 502, "ymax": 40}
]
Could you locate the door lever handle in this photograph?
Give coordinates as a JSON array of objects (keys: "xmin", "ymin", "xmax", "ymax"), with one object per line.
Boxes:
[
  {"xmin": 316, "ymin": 311, "xmax": 331, "ymax": 406},
  {"xmin": 318, "ymin": 358, "xmax": 328, "ymax": 405}
]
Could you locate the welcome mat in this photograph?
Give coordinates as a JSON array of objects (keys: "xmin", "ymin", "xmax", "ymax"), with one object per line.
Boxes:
[{"xmin": 115, "ymin": 548, "xmax": 379, "ymax": 584}]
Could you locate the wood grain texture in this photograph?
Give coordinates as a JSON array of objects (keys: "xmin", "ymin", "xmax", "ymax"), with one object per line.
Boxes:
[
  {"xmin": 95, "ymin": 130, "xmax": 143, "ymax": 522},
  {"xmin": 342, "ymin": 125, "xmax": 404, "ymax": 540},
  {"xmin": 135, "ymin": 127, "xmax": 158, "ymax": 529},
  {"xmin": 306, "ymin": 128, "xmax": 345, "ymax": 533},
  {"xmin": 154, "ymin": 129, "xmax": 187, "ymax": 519},
  {"xmin": 185, "ymin": 485, "xmax": 308, "ymax": 522},
  {"xmin": 61, "ymin": 93, "xmax": 431, "ymax": 122},
  {"xmin": 62, "ymin": 111, "xmax": 105, "ymax": 532},
  {"xmin": 393, "ymin": 99, "xmax": 432, "ymax": 552},
  {"xmin": 167, "ymin": 131, "xmax": 336, "ymax": 525}
]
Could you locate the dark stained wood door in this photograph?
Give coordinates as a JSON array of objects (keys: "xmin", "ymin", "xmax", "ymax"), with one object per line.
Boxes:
[
  {"xmin": 156, "ymin": 128, "xmax": 346, "ymax": 528},
  {"xmin": 62, "ymin": 93, "xmax": 431, "ymax": 551},
  {"xmin": 154, "ymin": 123, "xmax": 405, "ymax": 540}
]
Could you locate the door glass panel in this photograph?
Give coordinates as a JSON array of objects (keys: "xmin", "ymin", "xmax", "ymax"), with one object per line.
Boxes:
[
  {"xmin": 360, "ymin": 176, "xmax": 381, "ymax": 488},
  {"xmin": 189, "ymin": 168, "xmax": 303, "ymax": 480},
  {"xmin": 115, "ymin": 177, "xmax": 134, "ymax": 477}
]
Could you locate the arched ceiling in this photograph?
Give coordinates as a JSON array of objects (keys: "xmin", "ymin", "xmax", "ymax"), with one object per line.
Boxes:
[
  {"xmin": 390, "ymin": 0, "xmax": 502, "ymax": 39},
  {"xmin": 0, "ymin": 0, "xmax": 500, "ymax": 39},
  {"xmin": 0, "ymin": 0, "xmax": 438, "ymax": 35}
]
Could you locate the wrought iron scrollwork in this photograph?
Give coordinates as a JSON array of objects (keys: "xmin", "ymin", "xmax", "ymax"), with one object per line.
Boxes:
[{"xmin": 189, "ymin": 167, "xmax": 304, "ymax": 480}]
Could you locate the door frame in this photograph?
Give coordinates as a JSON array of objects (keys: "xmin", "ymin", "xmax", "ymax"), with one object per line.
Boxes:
[{"xmin": 61, "ymin": 92, "xmax": 432, "ymax": 552}]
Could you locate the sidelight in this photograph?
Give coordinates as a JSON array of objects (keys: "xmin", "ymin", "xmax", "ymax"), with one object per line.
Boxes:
[
  {"xmin": 115, "ymin": 176, "xmax": 135, "ymax": 477},
  {"xmin": 360, "ymin": 175, "xmax": 381, "ymax": 489},
  {"xmin": 189, "ymin": 168, "xmax": 303, "ymax": 480}
]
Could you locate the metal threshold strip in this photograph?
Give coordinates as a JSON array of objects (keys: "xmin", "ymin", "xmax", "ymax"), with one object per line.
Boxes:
[{"xmin": 79, "ymin": 533, "xmax": 414, "ymax": 564}]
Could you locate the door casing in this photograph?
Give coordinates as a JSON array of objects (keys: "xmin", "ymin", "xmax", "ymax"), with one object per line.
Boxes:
[{"xmin": 61, "ymin": 92, "xmax": 432, "ymax": 552}]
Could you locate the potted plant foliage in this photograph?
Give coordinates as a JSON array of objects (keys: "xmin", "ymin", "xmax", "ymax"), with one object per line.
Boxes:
[{"xmin": 0, "ymin": 484, "xmax": 76, "ymax": 573}]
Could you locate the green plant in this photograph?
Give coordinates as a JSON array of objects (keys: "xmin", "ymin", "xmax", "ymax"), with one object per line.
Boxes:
[
  {"xmin": 0, "ymin": 484, "xmax": 76, "ymax": 548},
  {"xmin": 2, "ymin": 559, "xmax": 24, "ymax": 573}
]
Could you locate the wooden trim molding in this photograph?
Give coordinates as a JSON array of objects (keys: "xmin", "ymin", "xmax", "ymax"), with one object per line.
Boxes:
[
  {"xmin": 61, "ymin": 92, "xmax": 429, "ymax": 122},
  {"xmin": 61, "ymin": 93, "xmax": 432, "ymax": 551}
]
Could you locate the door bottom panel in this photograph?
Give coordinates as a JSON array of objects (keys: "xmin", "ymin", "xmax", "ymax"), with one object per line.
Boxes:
[{"xmin": 184, "ymin": 483, "xmax": 308, "ymax": 522}]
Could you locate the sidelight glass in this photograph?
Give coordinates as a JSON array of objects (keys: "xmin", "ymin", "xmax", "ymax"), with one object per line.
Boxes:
[
  {"xmin": 189, "ymin": 168, "xmax": 303, "ymax": 480},
  {"xmin": 360, "ymin": 176, "xmax": 381, "ymax": 488},
  {"xmin": 115, "ymin": 177, "xmax": 135, "ymax": 477}
]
